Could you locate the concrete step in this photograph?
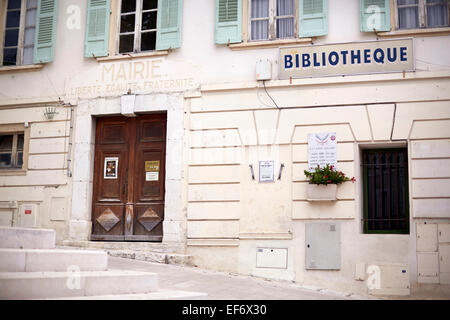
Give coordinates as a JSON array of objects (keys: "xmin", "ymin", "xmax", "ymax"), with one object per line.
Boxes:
[
  {"xmin": 0, "ymin": 226, "xmax": 55, "ymax": 249},
  {"xmin": 53, "ymin": 289, "xmax": 208, "ymax": 300},
  {"xmin": 0, "ymin": 270, "xmax": 158, "ymax": 299},
  {"xmin": 0, "ymin": 249, "xmax": 108, "ymax": 272}
]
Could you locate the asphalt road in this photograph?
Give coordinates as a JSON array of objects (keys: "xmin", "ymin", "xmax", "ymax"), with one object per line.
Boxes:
[{"xmin": 107, "ymin": 256, "xmax": 370, "ymax": 300}]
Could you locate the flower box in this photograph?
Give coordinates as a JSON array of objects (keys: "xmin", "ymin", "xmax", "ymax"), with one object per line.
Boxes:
[{"xmin": 306, "ymin": 183, "xmax": 337, "ymax": 201}]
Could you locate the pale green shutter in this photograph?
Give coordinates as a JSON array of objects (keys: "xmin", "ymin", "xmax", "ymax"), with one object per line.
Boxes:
[
  {"xmin": 299, "ymin": 0, "xmax": 328, "ymax": 37},
  {"xmin": 360, "ymin": 0, "xmax": 390, "ymax": 32},
  {"xmin": 215, "ymin": 0, "xmax": 242, "ymax": 44},
  {"xmin": 156, "ymin": 0, "xmax": 183, "ymax": 50},
  {"xmin": 33, "ymin": 0, "xmax": 58, "ymax": 64},
  {"xmin": 84, "ymin": 0, "xmax": 111, "ymax": 57}
]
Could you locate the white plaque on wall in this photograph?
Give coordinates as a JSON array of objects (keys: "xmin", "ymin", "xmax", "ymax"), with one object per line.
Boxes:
[
  {"xmin": 307, "ymin": 132, "xmax": 337, "ymax": 171},
  {"xmin": 259, "ymin": 161, "xmax": 275, "ymax": 182}
]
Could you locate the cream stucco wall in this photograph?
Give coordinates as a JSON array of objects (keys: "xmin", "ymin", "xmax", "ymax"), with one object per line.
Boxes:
[
  {"xmin": 184, "ymin": 71, "xmax": 450, "ymax": 296},
  {"xmin": 0, "ymin": 0, "xmax": 449, "ymax": 296}
]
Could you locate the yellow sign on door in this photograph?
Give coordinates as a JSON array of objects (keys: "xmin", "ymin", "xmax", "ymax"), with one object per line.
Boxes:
[{"xmin": 145, "ymin": 161, "xmax": 160, "ymax": 172}]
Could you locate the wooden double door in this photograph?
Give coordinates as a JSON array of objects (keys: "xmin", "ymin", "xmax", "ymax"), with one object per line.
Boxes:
[{"xmin": 91, "ymin": 113, "xmax": 166, "ymax": 241}]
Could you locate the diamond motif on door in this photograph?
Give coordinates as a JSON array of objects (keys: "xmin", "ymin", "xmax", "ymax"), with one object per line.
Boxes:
[
  {"xmin": 96, "ymin": 208, "xmax": 120, "ymax": 232},
  {"xmin": 138, "ymin": 208, "xmax": 162, "ymax": 232}
]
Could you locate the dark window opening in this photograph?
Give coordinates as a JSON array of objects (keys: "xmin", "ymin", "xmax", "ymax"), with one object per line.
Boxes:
[
  {"xmin": 362, "ymin": 148, "xmax": 409, "ymax": 234},
  {"xmin": 118, "ymin": 0, "xmax": 158, "ymax": 54},
  {"xmin": 0, "ymin": 133, "xmax": 24, "ymax": 169}
]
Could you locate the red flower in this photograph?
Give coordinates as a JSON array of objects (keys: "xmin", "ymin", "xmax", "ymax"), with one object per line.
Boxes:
[
  {"xmin": 330, "ymin": 165, "xmax": 334, "ymax": 170},
  {"xmin": 324, "ymin": 175, "xmax": 328, "ymax": 179},
  {"xmin": 351, "ymin": 177, "xmax": 356, "ymax": 182},
  {"xmin": 328, "ymin": 180, "xmax": 332, "ymax": 184}
]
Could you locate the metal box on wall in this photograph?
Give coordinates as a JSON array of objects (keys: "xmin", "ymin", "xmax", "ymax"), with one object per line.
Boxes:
[
  {"xmin": 17, "ymin": 204, "xmax": 38, "ymax": 228},
  {"xmin": 256, "ymin": 248, "xmax": 288, "ymax": 269},
  {"xmin": 438, "ymin": 224, "xmax": 450, "ymax": 243},
  {"xmin": 417, "ymin": 223, "xmax": 438, "ymax": 252},
  {"xmin": 305, "ymin": 222, "xmax": 341, "ymax": 270}
]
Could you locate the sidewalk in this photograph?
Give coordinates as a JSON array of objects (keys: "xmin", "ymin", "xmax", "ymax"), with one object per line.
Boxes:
[{"xmin": 108, "ymin": 256, "xmax": 372, "ymax": 300}]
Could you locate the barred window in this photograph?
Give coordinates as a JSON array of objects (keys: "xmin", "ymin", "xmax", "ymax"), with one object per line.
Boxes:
[{"xmin": 362, "ymin": 148, "xmax": 410, "ymax": 234}]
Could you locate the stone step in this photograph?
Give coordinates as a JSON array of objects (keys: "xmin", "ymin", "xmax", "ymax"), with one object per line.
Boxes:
[
  {"xmin": 0, "ymin": 270, "xmax": 158, "ymax": 299},
  {"xmin": 106, "ymin": 249, "xmax": 195, "ymax": 267},
  {"xmin": 0, "ymin": 226, "xmax": 55, "ymax": 249},
  {"xmin": 0, "ymin": 249, "xmax": 108, "ymax": 272},
  {"xmin": 62, "ymin": 240, "xmax": 184, "ymax": 254},
  {"xmin": 53, "ymin": 289, "xmax": 208, "ymax": 300}
]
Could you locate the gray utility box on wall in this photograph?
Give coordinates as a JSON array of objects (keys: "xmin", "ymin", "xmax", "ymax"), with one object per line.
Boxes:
[{"xmin": 305, "ymin": 222, "xmax": 341, "ymax": 270}]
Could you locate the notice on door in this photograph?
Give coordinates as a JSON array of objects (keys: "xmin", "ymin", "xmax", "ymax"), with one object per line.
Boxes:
[
  {"xmin": 104, "ymin": 157, "xmax": 119, "ymax": 179},
  {"xmin": 146, "ymin": 171, "xmax": 159, "ymax": 181},
  {"xmin": 145, "ymin": 161, "xmax": 160, "ymax": 172},
  {"xmin": 308, "ymin": 132, "xmax": 337, "ymax": 171}
]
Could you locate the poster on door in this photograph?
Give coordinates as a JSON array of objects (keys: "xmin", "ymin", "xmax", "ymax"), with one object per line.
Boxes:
[
  {"xmin": 307, "ymin": 132, "xmax": 337, "ymax": 171},
  {"xmin": 104, "ymin": 157, "xmax": 119, "ymax": 179}
]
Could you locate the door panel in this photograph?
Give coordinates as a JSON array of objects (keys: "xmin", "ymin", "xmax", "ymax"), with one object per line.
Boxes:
[
  {"xmin": 132, "ymin": 203, "xmax": 164, "ymax": 239},
  {"xmin": 137, "ymin": 149, "xmax": 164, "ymax": 201},
  {"xmin": 101, "ymin": 122, "xmax": 127, "ymax": 144},
  {"xmin": 92, "ymin": 205, "xmax": 125, "ymax": 239},
  {"xmin": 97, "ymin": 150, "xmax": 128, "ymax": 201},
  {"xmin": 91, "ymin": 113, "xmax": 166, "ymax": 242},
  {"xmin": 140, "ymin": 118, "xmax": 166, "ymax": 142}
]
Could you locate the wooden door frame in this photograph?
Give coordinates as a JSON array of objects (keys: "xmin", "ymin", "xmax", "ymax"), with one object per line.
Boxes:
[{"xmin": 91, "ymin": 112, "xmax": 167, "ymax": 242}]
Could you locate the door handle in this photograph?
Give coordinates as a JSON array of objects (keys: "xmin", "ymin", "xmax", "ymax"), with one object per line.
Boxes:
[
  {"xmin": 123, "ymin": 182, "xmax": 128, "ymax": 197},
  {"xmin": 123, "ymin": 168, "xmax": 128, "ymax": 197}
]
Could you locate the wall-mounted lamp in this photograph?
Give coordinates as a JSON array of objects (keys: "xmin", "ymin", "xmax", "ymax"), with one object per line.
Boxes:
[{"xmin": 43, "ymin": 106, "xmax": 58, "ymax": 120}]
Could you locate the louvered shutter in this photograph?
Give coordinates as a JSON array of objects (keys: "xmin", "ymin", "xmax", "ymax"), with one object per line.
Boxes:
[
  {"xmin": 299, "ymin": 0, "xmax": 328, "ymax": 37},
  {"xmin": 360, "ymin": 0, "xmax": 390, "ymax": 32},
  {"xmin": 33, "ymin": 0, "xmax": 58, "ymax": 63},
  {"xmin": 156, "ymin": 0, "xmax": 183, "ymax": 50},
  {"xmin": 84, "ymin": 0, "xmax": 111, "ymax": 57},
  {"xmin": 215, "ymin": 0, "xmax": 242, "ymax": 44}
]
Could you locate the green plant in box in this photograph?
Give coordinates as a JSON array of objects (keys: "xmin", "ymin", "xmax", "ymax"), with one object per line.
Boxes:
[{"xmin": 304, "ymin": 164, "xmax": 356, "ymax": 185}]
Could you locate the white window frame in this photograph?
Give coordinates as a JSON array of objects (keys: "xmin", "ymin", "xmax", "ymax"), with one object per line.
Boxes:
[
  {"xmin": 248, "ymin": 0, "xmax": 297, "ymax": 41},
  {"xmin": 395, "ymin": 0, "xmax": 450, "ymax": 30},
  {"xmin": 0, "ymin": 0, "xmax": 37, "ymax": 66},
  {"xmin": 116, "ymin": 0, "xmax": 158, "ymax": 54}
]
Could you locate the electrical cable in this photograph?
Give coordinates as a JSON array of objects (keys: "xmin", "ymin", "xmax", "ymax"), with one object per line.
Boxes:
[{"xmin": 262, "ymin": 80, "xmax": 281, "ymax": 109}]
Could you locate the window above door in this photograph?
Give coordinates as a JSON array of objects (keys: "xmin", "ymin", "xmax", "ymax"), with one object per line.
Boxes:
[{"xmin": 85, "ymin": 0, "xmax": 183, "ymax": 59}]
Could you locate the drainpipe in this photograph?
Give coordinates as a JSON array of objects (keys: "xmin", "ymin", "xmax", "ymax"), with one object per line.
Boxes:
[{"xmin": 67, "ymin": 105, "xmax": 74, "ymax": 177}]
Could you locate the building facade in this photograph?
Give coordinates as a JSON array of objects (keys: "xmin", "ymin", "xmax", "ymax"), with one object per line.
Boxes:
[{"xmin": 1, "ymin": 0, "xmax": 450, "ymax": 297}]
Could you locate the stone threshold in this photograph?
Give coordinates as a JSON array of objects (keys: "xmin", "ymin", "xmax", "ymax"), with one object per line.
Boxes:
[
  {"xmin": 62, "ymin": 240, "xmax": 185, "ymax": 253},
  {"xmin": 60, "ymin": 240, "xmax": 193, "ymax": 267},
  {"xmin": 106, "ymin": 249, "xmax": 195, "ymax": 267}
]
